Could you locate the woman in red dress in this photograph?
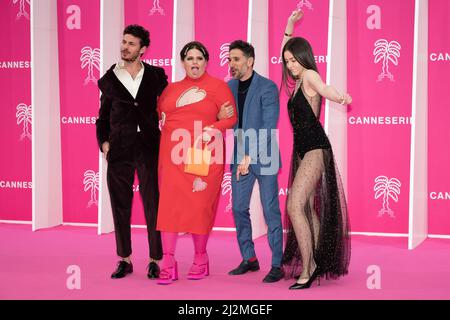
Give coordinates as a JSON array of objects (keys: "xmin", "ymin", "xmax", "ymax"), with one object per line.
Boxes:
[{"xmin": 156, "ymin": 41, "xmax": 237, "ymax": 284}]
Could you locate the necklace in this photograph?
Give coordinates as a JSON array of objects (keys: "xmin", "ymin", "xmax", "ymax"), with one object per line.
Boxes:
[
  {"xmin": 293, "ymin": 80, "xmax": 301, "ymax": 96},
  {"xmin": 298, "ymin": 72, "xmax": 304, "ymax": 86},
  {"xmin": 294, "ymin": 71, "xmax": 304, "ymax": 93}
]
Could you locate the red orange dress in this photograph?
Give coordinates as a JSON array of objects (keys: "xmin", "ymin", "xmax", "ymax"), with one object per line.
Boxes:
[{"xmin": 156, "ymin": 72, "xmax": 237, "ymax": 234}]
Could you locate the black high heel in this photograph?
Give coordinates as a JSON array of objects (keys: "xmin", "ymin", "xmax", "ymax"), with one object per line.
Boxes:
[{"xmin": 289, "ymin": 267, "xmax": 321, "ymax": 290}]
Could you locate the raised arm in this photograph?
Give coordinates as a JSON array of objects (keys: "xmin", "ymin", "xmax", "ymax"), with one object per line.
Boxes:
[{"xmin": 281, "ymin": 9, "xmax": 304, "ymax": 56}]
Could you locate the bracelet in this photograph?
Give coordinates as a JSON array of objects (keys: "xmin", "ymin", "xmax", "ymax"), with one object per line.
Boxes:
[{"xmin": 284, "ymin": 32, "xmax": 292, "ymax": 37}]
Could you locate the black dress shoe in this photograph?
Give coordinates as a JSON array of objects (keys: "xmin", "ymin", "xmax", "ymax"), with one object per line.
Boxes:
[
  {"xmin": 228, "ymin": 259, "xmax": 260, "ymax": 275},
  {"xmin": 262, "ymin": 266, "xmax": 285, "ymax": 283},
  {"xmin": 147, "ymin": 261, "xmax": 160, "ymax": 279},
  {"xmin": 111, "ymin": 261, "xmax": 133, "ymax": 279}
]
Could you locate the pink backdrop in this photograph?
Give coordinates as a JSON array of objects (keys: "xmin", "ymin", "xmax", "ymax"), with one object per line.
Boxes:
[
  {"xmin": 428, "ymin": 0, "xmax": 450, "ymax": 235},
  {"xmin": 269, "ymin": 0, "xmax": 330, "ymax": 216},
  {"xmin": 0, "ymin": 1, "xmax": 32, "ymax": 221},
  {"xmin": 124, "ymin": 0, "xmax": 174, "ymax": 226},
  {"xmin": 1, "ymin": 0, "xmax": 449, "ymax": 236},
  {"xmin": 58, "ymin": 0, "xmax": 100, "ymax": 223},
  {"xmin": 195, "ymin": 0, "xmax": 249, "ymax": 228},
  {"xmin": 347, "ymin": 0, "xmax": 414, "ymax": 233}
]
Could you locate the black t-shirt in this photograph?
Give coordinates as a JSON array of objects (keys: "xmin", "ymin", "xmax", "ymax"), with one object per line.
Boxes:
[{"xmin": 237, "ymin": 71, "xmax": 254, "ymax": 129}]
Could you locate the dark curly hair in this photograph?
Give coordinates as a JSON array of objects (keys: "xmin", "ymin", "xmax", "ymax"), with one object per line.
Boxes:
[{"xmin": 123, "ymin": 24, "xmax": 150, "ymax": 48}]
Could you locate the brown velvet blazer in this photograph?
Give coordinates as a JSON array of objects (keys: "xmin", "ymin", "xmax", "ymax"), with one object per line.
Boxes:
[{"xmin": 96, "ymin": 62, "xmax": 168, "ymax": 161}]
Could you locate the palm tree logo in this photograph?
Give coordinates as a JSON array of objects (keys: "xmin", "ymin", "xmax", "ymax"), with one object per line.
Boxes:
[
  {"xmin": 374, "ymin": 175, "xmax": 401, "ymax": 218},
  {"xmin": 149, "ymin": 0, "xmax": 165, "ymax": 16},
  {"xmin": 373, "ymin": 39, "xmax": 401, "ymax": 82},
  {"xmin": 297, "ymin": 0, "xmax": 313, "ymax": 11},
  {"xmin": 221, "ymin": 172, "xmax": 232, "ymax": 212},
  {"xmin": 80, "ymin": 46, "xmax": 100, "ymax": 85},
  {"xmin": 220, "ymin": 43, "xmax": 232, "ymax": 82},
  {"xmin": 13, "ymin": 0, "xmax": 30, "ymax": 20},
  {"xmin": 83, "ymin": 170, "xmax": 99, "ymax": 208},
  {"xmin": 16, "ymin": 103, "xmax": 32, "ymax": 141}
]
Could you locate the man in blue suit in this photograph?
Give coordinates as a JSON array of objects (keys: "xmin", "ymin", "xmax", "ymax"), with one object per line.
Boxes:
[{"xmin": 224, "ymin": 40, "xmax": 284, "ymax": 283}]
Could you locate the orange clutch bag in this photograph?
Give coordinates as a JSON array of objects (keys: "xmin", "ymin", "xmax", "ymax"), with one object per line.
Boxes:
[{"xmin": 184, "ymin": 135, "xmax": 211, "ymax": 176}]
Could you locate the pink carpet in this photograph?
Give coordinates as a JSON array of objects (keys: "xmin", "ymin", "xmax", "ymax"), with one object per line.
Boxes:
[{"xmin": 1, "ymin": 223, "xmax": 449, "ymax": 300}]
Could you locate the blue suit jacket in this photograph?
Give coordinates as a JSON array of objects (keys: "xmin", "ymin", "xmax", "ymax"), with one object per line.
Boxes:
[{"xmin": 228, "ymin": 71, "xmax": 281, "ymax": 176}]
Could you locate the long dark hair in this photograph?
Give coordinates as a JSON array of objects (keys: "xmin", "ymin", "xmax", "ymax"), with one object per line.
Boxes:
[{"xmin": 281, "ymin": 37, "xmax": 319, "ymax": 98}]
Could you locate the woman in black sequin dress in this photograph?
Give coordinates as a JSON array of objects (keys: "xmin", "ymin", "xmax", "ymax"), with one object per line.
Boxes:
[{"xmin": 280, "ymin": 10, "xmax": 352, "ymax": 290}]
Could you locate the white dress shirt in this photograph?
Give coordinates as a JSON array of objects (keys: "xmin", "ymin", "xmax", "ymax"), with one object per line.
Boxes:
[{"xmin": 113, "ymin": 60, "xmax": 145, "ymax": 132}]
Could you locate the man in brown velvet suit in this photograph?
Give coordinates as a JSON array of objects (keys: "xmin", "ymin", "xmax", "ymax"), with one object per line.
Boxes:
[{"xmin": 96, "ymin": 25, "xmax": 168, "ymax": 279}]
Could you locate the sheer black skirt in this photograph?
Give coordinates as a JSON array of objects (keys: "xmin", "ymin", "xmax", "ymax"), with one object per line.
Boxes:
[{"xmin": 282, "ymin": 147, "xmax": 351, "ymax": 280}]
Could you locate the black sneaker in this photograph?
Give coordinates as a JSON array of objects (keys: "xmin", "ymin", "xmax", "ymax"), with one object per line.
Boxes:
[
  {"xmin": 262, "ymin": 266, "xmax": 284, "ymax": 283},
  {"xmin": 228, "ymin": 259, "xmax": 260, "ymax": 275}
]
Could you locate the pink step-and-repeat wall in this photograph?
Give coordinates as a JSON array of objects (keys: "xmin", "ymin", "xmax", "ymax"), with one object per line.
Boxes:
[
  {"xmin": 1, "ymin": 0, "xmax": 449, "ymax": 235},
  {"xmin": 347, "ymin": 0, "xmax": 414, "ymax": 234},
  {"xmin": 0, "ymin": 1, "xmax": 32, "ymax": 221},
  {"xmin": 57, "ymin": 0, "xmax": 100, "ymax": 224},
  {"xmin": 428, "ymin": 0, "xmax": 450, "ymax": 235}
]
